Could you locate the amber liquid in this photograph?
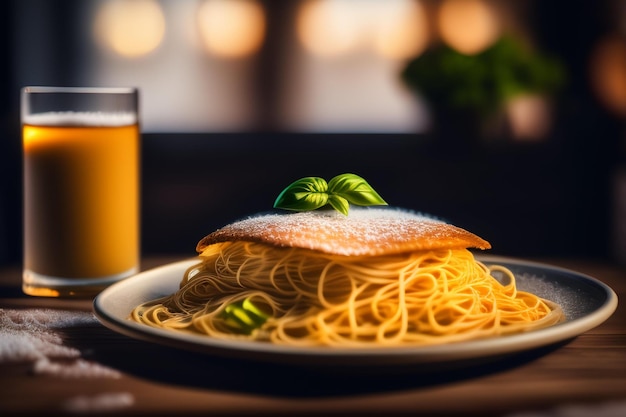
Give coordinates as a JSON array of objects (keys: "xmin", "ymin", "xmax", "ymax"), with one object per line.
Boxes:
[{"xmin": 23, "ymin": 115, "xmax": 139, "ymax": 295}]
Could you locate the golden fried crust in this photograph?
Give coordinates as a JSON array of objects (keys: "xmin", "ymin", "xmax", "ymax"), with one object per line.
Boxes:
[{"xmin": 196, "ymin": 208, "xmax": 491, "ymax": 257}]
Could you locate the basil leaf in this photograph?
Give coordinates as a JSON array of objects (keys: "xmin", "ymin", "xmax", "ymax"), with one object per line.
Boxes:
[
  {"xmin": 328, "ymin": 194, "xmax": 350, "ymax": 216},
  {"xmin": 328, "ymin": 173, "xmax": 387, "ymax": 206},
  {"xmin": 273, "ymin": 177, "xmax": 329, "ymax": 211},
  {"xmin": 274, "ymin": 173, "xmax": 387, "ymax": 215},
  {"xmin": 221, "ymin": 298, "xmax": 270, "ymax": 335}
]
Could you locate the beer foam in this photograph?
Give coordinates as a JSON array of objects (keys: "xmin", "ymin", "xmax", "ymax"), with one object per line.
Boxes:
[{"xmin": 23, "ymin": 111, "xmax": 137, "ymax": 127}]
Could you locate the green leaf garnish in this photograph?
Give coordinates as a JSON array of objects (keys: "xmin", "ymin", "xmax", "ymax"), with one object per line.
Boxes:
[
  {"xmin": 220, "ymin": 298, "xmax": 270, "ymax": 335},
  {"xmin": 274, "ymin": 173, "xmax": 387, "ymax": 216},
  {"xmin": 273, "ymin": 176, "xmax": 329, "ymax": 212},
  {"xmin": 328, "ymin": 194, "xmax": 350, "ymax": 216}
]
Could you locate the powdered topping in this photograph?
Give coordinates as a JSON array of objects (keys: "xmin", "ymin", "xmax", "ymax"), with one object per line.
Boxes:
[
  {"xmin": 197, "ymin": 207, "xmax": 491, "ymax": 256},
  {"xmin": 63, "ymin": 393, "xmax": 135, "ymax": 413},
  {"xmin": 0, "ymin": 308, "xmax": 121, "ymax": 379}
]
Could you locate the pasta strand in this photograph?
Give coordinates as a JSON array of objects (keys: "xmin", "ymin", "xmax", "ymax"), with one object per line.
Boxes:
[{"xmin": 131, "ymin": 242, "xmax": 564, "ymax": 347}]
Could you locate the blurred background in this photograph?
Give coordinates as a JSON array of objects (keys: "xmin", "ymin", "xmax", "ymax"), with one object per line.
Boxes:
[{"xmin": 1, "ymin": 0, "xmax": 626, "ymax": 266}]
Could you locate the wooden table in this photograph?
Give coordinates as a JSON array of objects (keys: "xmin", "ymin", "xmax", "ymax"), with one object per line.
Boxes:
[{"xmin": 1, "ymin": 257, "xmax": 625, "ymax": 417}]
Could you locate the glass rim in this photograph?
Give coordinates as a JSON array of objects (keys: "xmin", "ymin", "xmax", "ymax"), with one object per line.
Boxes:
[{"xmin": 22, "ymin": 86, "xmax": 138, "ymax": 95}]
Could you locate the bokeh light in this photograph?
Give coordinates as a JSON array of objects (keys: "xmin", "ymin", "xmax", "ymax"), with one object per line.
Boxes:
[
  {"xmin": 372, "ymin": 0, "xmax": 429, "ymax": 60},
  {"xmin": 93, "ymin": 0, "xmax": 166, "ymax": 58},
  {"xmin": 590, "ymin": 34, "xmax": 626, "ymax": 118},
  {"xmin": 197, "ymin": 0, "xmax": 266, "ymax": 59},
  {"xmin": 506, "ymin": 94, "xmax": 551, "ymax": 141},
  {"xmin": 297, "ymin": 0, "xmax": 429, "ymax": 60},
  {"xmin": 297, "ymin": 0, "xmax": 362, "ymax": 58},
  {"xmin": 438, "ymin": 0, "xmax": 500, "ymax": 55}
]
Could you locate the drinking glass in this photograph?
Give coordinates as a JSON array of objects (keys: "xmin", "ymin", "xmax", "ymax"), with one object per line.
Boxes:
[{"xmin": 21, "ymin": 86, "xmax": 140, "ymax": 297}]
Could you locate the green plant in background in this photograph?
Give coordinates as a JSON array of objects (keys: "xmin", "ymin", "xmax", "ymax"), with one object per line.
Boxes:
[{"xmin": 401, "ymin": 35, "xmax": 566, "ymax": 120}]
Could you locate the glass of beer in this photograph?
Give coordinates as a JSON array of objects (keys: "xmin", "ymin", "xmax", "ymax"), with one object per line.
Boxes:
[{"xmin": 21, "ymin": 86, "xmax": 140, "ymax": 297}]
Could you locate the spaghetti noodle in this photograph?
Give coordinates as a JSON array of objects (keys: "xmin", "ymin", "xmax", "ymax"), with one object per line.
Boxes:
[{"xmin": 131, "ymin": 241, "xmax": 564, "ymax": 347}]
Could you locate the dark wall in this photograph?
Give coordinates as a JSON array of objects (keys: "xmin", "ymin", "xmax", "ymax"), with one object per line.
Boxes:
[
  {"xmin": 140, "ymin": 132, "xmax": 613, "ymax": 260},
  {"xmin": 0, "ymin": 0, "xmax": 19, "ymax": 266}
]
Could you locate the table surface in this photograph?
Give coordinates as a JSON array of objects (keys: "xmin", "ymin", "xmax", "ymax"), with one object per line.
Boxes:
[{"xmin": 1, "ymin": 256, "xmax": 625, "ymax": 417}]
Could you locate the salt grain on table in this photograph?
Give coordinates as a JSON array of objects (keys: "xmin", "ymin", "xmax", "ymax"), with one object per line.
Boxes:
[{"xmin": 0, "ymin": 308, "xmax": 120, "ymax": 378}]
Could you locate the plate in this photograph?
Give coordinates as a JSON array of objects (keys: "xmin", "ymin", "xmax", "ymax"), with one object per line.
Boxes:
[{"xmin": 93, "ymin": 256, "xmax": 618, "ymax": 367}]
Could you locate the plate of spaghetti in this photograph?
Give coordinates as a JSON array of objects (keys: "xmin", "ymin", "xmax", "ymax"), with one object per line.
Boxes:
[{"xmin": 94, "ymin": 206, "xmax": 617, "ymax": 366}]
